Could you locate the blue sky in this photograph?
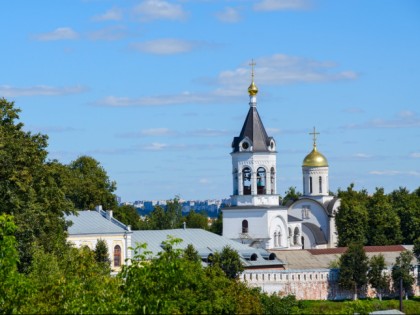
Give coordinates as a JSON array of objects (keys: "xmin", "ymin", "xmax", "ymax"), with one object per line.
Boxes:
[{"xmin": 1, "ymin": 0, "xmax": 419, "ymax": 202}]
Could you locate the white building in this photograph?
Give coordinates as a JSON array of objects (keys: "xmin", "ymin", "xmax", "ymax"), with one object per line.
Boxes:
[{"xmin": 223, "ymin": 68, "xmax": 339, "ymax": 250}]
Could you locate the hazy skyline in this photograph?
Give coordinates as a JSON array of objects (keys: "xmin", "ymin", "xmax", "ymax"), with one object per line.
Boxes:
[{"xmin": 1, "ymin": 0, "xmax": 419, "ymax": 202}]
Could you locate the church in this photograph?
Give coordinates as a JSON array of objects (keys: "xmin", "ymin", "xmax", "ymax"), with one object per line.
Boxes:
[{"xmin": 222, "ymin": 64, "xmax": 340, "ymax": 250}]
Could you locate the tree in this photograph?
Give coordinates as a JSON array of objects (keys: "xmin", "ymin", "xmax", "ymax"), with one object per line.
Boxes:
[
  {"xmin": 368, "ymin": 254, "xmax": 388, "ymax": 300},
  {"xmin": 94, "ymin": 239, "xmax": 111, "ymax": 271},
  {"xmin": 338, "ymin": 243, "xmax": 369, "ymax": 300},
  {"xmin": 210, "ymin": 246, "xmax": 244, "ymax": 280},
  {"xmin": 65, "ymin": 156, "xmax": 117, "ymax": 210},
  {"xmin": 392, "ymin": 250, "xmax": 415, "ymax": 300},
  {"xmin": 184, "ymin": 209, "xmax": 208, "ymax": 229},
  {"xmin": 113, "ymin": 204, "xmax": 141, "ymax": 230},
  {"xmin": 367, "ymin": 188, "xmax": 402, "ymax": 245},
  {"xmin": 183, "ymin": 244, "xmax": 200, "ymax": 262},
  {"xmin": 414, "ymin": 236, "xmax": 420, "ymax": 263},
  {"xmin": 281, "ymin": 186, "xmax": 302, "ymax": 206},
  {"xmin": 0, "ymin": 98, "xmax": 75, "ymax": 272},
  {"xmin": 336, "ymin": 184, "xmax": 369, "ymax": 246},
  {"xmin": 390, "ymin": 187, "xmax": 420, "ymax": 244},
  {"xmin": 209, "ymin": 210, "xmax": 223, "ymax": 235},
  {"xmin": 141, "ymin": 198, "xmax": 183, "ymax": 230}
]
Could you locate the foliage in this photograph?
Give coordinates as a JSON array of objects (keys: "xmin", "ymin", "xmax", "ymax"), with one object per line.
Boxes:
[
  {"xmin": 183, "ymin": 243, "xmax": 200, "ymax": 262},
  {"xmin": 139, "ymin": 198, "xmax": 183, "ymax": 230},
  {"xmin": 368, "ymin": 254, "xmax": 389, "ymax": 300},
  {"xmin": 336, "ymin": 184, "xmax": 369, "ymax": 246},
  {"xmin": 210, "ymin": 245, "xmax": 244, "ymax": 279},
  {"xmin": 367, "ymin": 188, "xmax": 402, "ymax": 245},
  {"xmin": 338, "ymin": 243, "xmax": 369, "ymax": 300},
  {"xmin": 0, "ymin": 98, "xmax": 75, "ymax": 272},
  {"xmin": 281, "ymin": 186, "xmax": 302, "ymax": 206},
  {"xmin": 65, "ymin": 155, "xmax": 117, "ymax": 210},
  {"xmin": 120, "ymin": 237, "xmax": 261, "ymax": 314},
  {"xmin": 259, "ymin": 293, "xmax": 302, "ymax": 315},
  {"xmin": 94, "ymin": 239, "xmax": 111, "ymax": 270},
  {"xmin": 391, "ymin": 250, "xmax": 415, "ymax": 297},
  {"xmin": 413, "ymin": 236, "xmax": 420, "ymax": 263},
  {"xmin": 209, "ymin": 210, "xmax": 223, "ymax": 235},
  {"xmin": 390, "ymin": 187, "xmax": 420, "ymax": 244},
  {"xmin": 184, "ymin": 209, "xmax": 208, "ymax": 229},
  {"xmin": 113, "ymin": 204, "xmax": 142, "ymax": 230}
]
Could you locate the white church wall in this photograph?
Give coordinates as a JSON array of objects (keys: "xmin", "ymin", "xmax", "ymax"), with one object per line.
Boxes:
[
  {"xmin": 267, "ymin": 212, "xmax": 289, "ymax": 249},
  {"xmin": 289, "ymin": 199, "xmax": 329, "ymax": 239},
  {"xmin": 223, "ymin": 208, "xmax": 270, "ymax": 240}
]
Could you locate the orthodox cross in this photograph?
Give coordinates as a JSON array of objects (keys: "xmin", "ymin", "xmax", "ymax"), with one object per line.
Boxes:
[
  {"xmin": 309, "ymin": 127, "xmax": 320, "ymax": 147},
  {"xmin": 249, "ymin": 59, "xmax": 256, "ymax": 80}
]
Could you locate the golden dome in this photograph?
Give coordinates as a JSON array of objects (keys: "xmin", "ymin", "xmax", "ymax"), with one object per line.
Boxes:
[
  {"xmin": 248, "ymin": 81, "xmax": 258, "ymax": 96},
  {"xmin": 302, "ymin": 146, "xmax": 328, "ymax": 167}
]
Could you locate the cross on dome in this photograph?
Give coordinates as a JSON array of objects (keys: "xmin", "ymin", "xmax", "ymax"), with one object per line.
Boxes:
[{"xmin": 309, "ymin": 127, "xmax": 320, "ymax": 148}]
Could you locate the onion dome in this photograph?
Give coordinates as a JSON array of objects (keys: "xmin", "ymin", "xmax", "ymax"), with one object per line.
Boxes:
[
  {"xmin": 302, "ymin": 146, "xmax": 328, "ymax": 167},
  {"xmin": 248, "ymin": 80, "xmax": 258, "ymax": 96},
  {"xmin": 303, "ymin": 127, "xmax": 328, "ymax": 167}
]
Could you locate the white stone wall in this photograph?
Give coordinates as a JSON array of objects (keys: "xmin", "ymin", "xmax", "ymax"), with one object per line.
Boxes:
[{"xmin": 241, "ymin": 268, "xmax": 420, "ymax": 300}]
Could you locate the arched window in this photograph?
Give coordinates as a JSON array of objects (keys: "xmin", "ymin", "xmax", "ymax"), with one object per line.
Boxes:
[
  {"xmin": 114, "ymin": 245, "xmax": 121, "ymax": 267},
  {"xmin": 257, "ymin": 167, "xmax": 266, "ymax": 195},
  {"xmin": 319, "ymin": 176, "xmax": 322, "ymax": 193},
  {"xmin": 242, "ymin": 220, "xmax": 249, "ymax": 233},
  {"xmin": 309, "ymin": 176, "xmax": 313, "ymax": 194},
  {"xmin": 277, "ymin": 231, "xmax": 281, "ymax": 247},
  {"xmin": 273, "ymin": 232, "xmax": 278, "ymax": 247},
  {"xmin": 242, "ymin": 167, "xmax": 251, "ymax": 195}
]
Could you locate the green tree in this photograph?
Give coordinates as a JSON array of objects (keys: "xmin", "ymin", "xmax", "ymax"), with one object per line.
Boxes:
[
  {"xmin": 390, "ymin": 187, "xmax": 420, "ymax": 244},
  {"xmin": 367, "ymin": 188, "xmax": 402, "ymax": 245},
  {"xmin": 210, "ymin": 245, "xmax": 244, "ymax": 280},
  {"xmin": 65, "ymin": 156, "xmax": 117, "ymax": 210},
  {"xmin": 336, "ymin": 184, "xmax": 369, "ymax": 246},
  {"xmin": 141, "ymin": 198, "xmax": 183, "ymax": 230},
  {"xmin": 414, "ymin": 236, "xmax": 420, "ymax": 263},
  {"xmin": 0, "ymin": 98, "xmax": 75, "ymax": 272},
  {"xmin": 94, "ymin": 239, "xmax": 111, "ymax": 271},
  {"xmin": 0, "ymin": 214, "xmax": 31, "ymax": 313},
  {"xmin": 281, "ymin": 186, "xmax": 302, "ymax": 206},
  {"xmin": 183, "ymin": 244, "xmax": 200, "ymax": 262},
  {"xmin": 113, "ymin": 204, "xmax": 141, "ymax": 230},
  {"xmin": 368, "ymin": 254, "xmax": 388, "ymax": 301},
  {"xmin": 338, "ymin": 243, "xmax": 369, "ymax": 300},
  {"xmin": 209, "ymin": 210, "xmax": 223, "ymax": 235},
  {"xmin": 184, "ymin": 209, "xmax": 208, "ymax": 229},
  {"xmin": 392, "ymin": 250, "xmax": 415, "ymax": 300}
]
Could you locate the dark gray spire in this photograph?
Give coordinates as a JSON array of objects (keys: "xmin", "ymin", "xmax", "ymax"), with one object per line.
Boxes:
[{"xmin": 231, "ymin": 106, "xmax": 274, "ymax": 153}]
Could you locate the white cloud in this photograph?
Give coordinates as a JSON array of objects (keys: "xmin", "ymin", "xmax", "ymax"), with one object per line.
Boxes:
[
  {"xmin": 141, "ymin": 128, "xmax": 173, "ymax": 136},
  {"xmin": 353, "ymin": 153, "xmax": 372, "ymax": 159},
  {"xmin": 409, "ymin": 152, "xmax": 420, "ymax": 158},
  {"xmin": 199, "ymin": 178, "xmax": 211, "ymax": 185},
  {"xmin": 87, "ymin": 26, "xmax": 128, "ymax": 41},
  {"xmin": 95, "ymin": 54, "xmax": 357, "ymax": 107},
  {"xmin": 33, "ymin": 27, "xmax": 79, "ymax": 41},
  {"xmin": 343, "ymin": 110, "xmax": 420, "ymax": 129},
  {"xmin": 133, "ymin": 0, "xmax": 187, "ymax": 22},
  {"xmin": 0, "ymin": 85, "xmax": 87, "ymax": 97},
  {"xmin": 92, "ymin": 7, "xmax": 123, "ymax": 21},
  {"xmin": 144, "ymin": 142, "xmax": 168, "ymax": 151},
  {"xmin": 130, "ymin": 38, "xmax": 197, "ymax": 54},
  {"xmin": 369, "ymin": 170, "xmax": 420, "ymax": 177},
  {"xmin": 216, "ymin": 7, "xmax": 241, "ymax": 23},
  {"xmin": 254, "ymin": 0, "xmax": 311, "ymax": 11}
]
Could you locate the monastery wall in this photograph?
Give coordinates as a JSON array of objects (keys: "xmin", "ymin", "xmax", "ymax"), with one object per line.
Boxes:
[{"xmin": 241, "ymin": 269, "xmax": 420, "ymax": 300}]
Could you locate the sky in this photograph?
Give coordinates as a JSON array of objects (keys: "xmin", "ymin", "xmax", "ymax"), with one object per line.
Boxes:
[{"xmin": 1, "ymin": 0, "xmax": 419, "ymax": 203}]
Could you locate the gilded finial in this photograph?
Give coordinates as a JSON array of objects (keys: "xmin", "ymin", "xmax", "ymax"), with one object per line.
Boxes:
[
  {"xmin": 309, "ymin": 127, "xmax": 320, "ymax": 148},
  {"xmin": 248, "ymin": 59, "xmax": 258, "ymax": 96}
]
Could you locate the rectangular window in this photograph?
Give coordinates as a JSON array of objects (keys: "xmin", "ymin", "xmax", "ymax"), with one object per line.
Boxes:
[
  {"xmin": 319, "ymin": 176, "xmax": 322, "ymax": 193},
  {"xmin": 309, "ymin": 177, "xmax": 313, "ymax": 194}
]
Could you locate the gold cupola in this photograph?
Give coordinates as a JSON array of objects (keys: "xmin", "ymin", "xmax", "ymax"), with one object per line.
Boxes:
[
  {"xmin": 248, "ymin": 59, "xmax": 258, "ymax": 96},
  {"xmin": 302, "ymin": 127, "xmax": 329, "ymax": 167}
]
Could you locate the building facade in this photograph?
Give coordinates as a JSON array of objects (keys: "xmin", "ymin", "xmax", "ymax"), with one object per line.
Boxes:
[{"xmin": 223, "ymin": 67, "xmax": 338, "ymax": 250}]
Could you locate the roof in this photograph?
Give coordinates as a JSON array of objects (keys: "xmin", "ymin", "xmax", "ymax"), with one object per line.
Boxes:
[
  {"xmin": 302, "ymin": 222, "xmax": 328, "ymax": 245},
  {"xmin": 232, "ymin": 106, "xmax": 273, "ymax": 153},
  {"xmin": 131, "ymin": 228, "xmax": 285, "ymax": 268},
  {"xmin": 66, "ymin": 210, "xmax": 130, "ymax": 235},
  {"xmin": 288, "ymin": 215, "xmax": 303, "ymax": 222},
  {"xmin": 271, "ymin": 245, "xmax": 414, "ymax": 270}
]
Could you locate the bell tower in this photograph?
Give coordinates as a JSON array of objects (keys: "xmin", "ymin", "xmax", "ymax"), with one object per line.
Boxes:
[{"xmin": 230, "ymin": 60, "xmax": 278, "ymax": 207}]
